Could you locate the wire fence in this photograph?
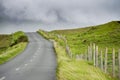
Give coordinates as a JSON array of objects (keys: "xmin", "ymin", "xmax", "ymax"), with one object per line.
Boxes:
[
  {"xmin": 57, "ymin": 34, "xmax": 120, "ymax": 79},
  {"xmin": 76, "ymin": 43, "xmax": 120, "ymax": 79}
]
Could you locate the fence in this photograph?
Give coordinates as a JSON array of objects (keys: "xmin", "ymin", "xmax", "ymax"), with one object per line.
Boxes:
[
  {"xmin": 76, "ymin": 43, "xmax": 120, "ymax": 79},
  {"xmin": 57, "ymin": 35, "xmax": 72, "ymax": 58},
  {"xmin": 57, "ymin": 34, "xmax": 120, "ymax": 79}
]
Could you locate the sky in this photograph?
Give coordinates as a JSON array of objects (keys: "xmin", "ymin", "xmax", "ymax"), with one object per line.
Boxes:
[{"xmin": 0, "ymin": 0, "xmax": 120, "ymax": 33}]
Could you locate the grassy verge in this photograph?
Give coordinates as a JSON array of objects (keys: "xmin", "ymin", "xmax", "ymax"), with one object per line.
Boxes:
[
  {"xmin": 48, "ymin": 21, "xmax": 120, "ymax": 79},
  {"xmin": 0, "ymin": 31, "xmax": 28, "ymax": 64},
  {"xmin": 38, "ymin": 30, "xmax": 114, "ymax": 80},
  {"xmin": 0, "ymin": 42, "xmax": 27, "ymax": 64}
]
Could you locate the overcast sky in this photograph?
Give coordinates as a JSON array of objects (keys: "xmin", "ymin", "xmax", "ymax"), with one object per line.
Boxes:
[{"xmin": 0, "ymin": 0, "xmax": 120, "ymax": 30}]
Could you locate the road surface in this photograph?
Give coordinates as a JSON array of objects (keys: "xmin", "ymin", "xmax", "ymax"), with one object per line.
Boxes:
[{"xmin": 0, "ymin": 32, "xmax": 57, "ymax": 80}]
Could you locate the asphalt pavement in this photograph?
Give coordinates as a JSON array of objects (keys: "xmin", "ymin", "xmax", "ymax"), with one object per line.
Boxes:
[{"xmin": 0, "ymin": 32, "xmax": 57, "ymax": 80}]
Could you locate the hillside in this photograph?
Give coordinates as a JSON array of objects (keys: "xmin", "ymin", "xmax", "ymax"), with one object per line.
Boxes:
[
  {"xmin": 50, "ymin": 21, "xmax": 120, "ymax": 54},
  {"xmin": 38, "ymin": 21, "xmax": 120, "ymax": 80},
  {"xmin": 0, "ymin": 31, "xmax": 28, "ymax": 64}
]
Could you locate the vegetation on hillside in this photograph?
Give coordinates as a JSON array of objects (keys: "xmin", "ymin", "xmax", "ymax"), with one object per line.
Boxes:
[
  {"xmin": 38, "ymin": 21, "xmax": 119, "ymax": 80},
  {"xmin": 0, "ymin": 31, "xmax": 28, "ymax": 64},
  {"xmin": 46, "ymin": 21, "xmax": 120, "ymax": 79},
  {"xmin": 50, "ymin": 21, "xmax": 120, "ymax": 55}
]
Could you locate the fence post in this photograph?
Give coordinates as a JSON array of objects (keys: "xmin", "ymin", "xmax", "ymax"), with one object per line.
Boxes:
[
  {"xmin": 96, "ymin": 46, "xmax": 98, "ymax": 67},
  {"xmin": 112, "ymin": 48, "xmax": 115, "ymax": 77},
  {"xmin": 85, "ymin": 49, "xmax": 88, "ymax": 60},
  {"xmin": 100, "ymin": 50, "xmax": 103, "ymax": 71},
  {"xmin": 90, "ymin": 43, "xmax": 93, "ymax": 61},
  {"xmin": 93, "ymin": 43, "xmax": 96, "ymax": 66},
  {"xmin": 104, "ymin": 47, "xmax": 108, "ymax": 73},
  {"xmin": 118, "ymin": 49, "xmax": 120, "ymax": 79},
  {"xmin": 88, "ymin": 46, "xmax": 90, "ymax": 61}
]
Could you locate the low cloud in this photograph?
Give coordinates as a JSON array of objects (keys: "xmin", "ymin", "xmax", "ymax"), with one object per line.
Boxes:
[{"xmin": 0, "ymin": 0, "xmax": 120, "ymax": 26}]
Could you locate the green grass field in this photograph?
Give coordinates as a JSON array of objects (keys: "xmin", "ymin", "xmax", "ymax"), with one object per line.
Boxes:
[
  {"xmin": 50, "ymin": 21, "xmax": 120, "ymax": 55},
  {"xmin": 38, "ymin": 21, "xmax": 120, "ymax": 80},
  {"xmin": 0, "ymin": 31, "xmax": 28, "ymax": 64}
]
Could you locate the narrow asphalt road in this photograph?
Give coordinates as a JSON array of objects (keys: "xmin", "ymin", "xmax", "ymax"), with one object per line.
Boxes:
[{"xmin": 0, "ymin": 32, "xmax": 57, "ymax": 80}]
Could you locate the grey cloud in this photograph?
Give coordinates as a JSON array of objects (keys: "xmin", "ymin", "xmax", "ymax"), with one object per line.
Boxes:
[
  {"xmin": 0, "ymin": 1, "xmax": 5, "ymax": 18},
  {"xmin": 0, "ymin": 0, "xmax": 120, "ymax": 26}
]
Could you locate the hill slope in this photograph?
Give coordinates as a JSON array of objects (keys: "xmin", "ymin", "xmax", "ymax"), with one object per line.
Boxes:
[
  {"xmin": 38, "ymin": 21, "xmax": 120, "ymax": 80},
  {"xmin": 51, "ymin": 21, "xmax": 120, "ymax": 54},
  {"xmin": 38, "ymin": 30, "xmax": 114, "ymax": 80},
  {"xmin": 0, "ymin": 31, "xmax": 28, "ymax": 64}
]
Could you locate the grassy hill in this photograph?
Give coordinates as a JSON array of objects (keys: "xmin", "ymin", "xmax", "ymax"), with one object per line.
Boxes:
[
  {"xmin": 38, "ymin": 21, "xmax": 120, "ymax": 80},
  {"xmin": 51, "ymin": 21, "xmax": 120, "ymax": 79},
  {"xmin": 38, "ymin": 31, "xmax": 113, "ymax": 80},
  {"xmin": 0, "ymin": 31, "xmax": 28, "ymax": 49},
  {"xmin": 51, "ymin": 21, "xmax": 120, "ymax": 55},
  {"xmin": 0, "ymin": 31, "xmax": 28, "ymax": 64}
]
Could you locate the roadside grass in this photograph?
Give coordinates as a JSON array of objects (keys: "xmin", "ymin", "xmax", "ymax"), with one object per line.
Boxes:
[
  {"xmin": 0, "ymin": 42, "xmax": 27, "ymax": 64},
  {"xmin": 0, "ymin": 31, "xmax": 28, "ymax": 64},
  {"xmin": 48, "ymin": 21, "xmax": 120, "ymax": 79},
  {"xmin": 54, "ymin": 42, "xmax": 113, "ymax": 80},
  {"xmin": 37, "ymin": 30, "xmax": 114, "ymax": 80},
  {"xmin": 10, "ymin": 31, "xmax": 28, "ymax": 46}
]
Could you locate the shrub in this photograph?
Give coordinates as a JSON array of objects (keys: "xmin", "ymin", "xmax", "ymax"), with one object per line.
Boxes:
[{"xmin": 17, "ymin": 35, "xmax": 28, "ymax": 43}]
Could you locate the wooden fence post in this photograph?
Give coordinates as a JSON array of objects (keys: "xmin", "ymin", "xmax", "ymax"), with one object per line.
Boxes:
[
  {"xmin": 90, "ymin": 43, "xmax": 93, "ymax": 61},
  {"xmin": 118, "ymin": 49, "xmax": 120, "ymax": 79},
  {"xmin": 96, "ymin": 46, "xmax": 98, "ymax": 67},
  {"xmin": 112, "ymin": 48, "xmax": 115, "ymax": 77},
  {"xmin": 93, "ymin": 43, "xmax": 96, "ymax": 66},
  {"xmin": 100, "ymin": 50, "xmax": 103, "ymax": 71},
  {"xmin": 88, "ymin": 46, "xmax": 90, "ymax": 61},
  {"xmin": 88, "ymin": 45, "xmax": 92, "ymax": 61},
  {"xmin": 104, "ymin": 47, "xmax": 108, "ymax": 73}
]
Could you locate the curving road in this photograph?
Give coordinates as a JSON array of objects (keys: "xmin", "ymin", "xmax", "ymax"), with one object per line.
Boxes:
[{"xmin": 0, "ymin": 32, "xmax": 57, "ymax": 80}]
